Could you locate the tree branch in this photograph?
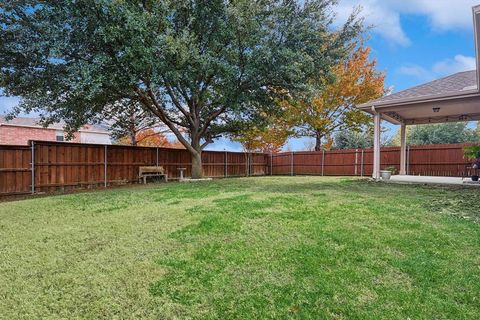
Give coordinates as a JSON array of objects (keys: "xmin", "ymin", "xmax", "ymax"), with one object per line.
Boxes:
[
  {"xmin": 162, "ymin": 77, "xmax": 195, "ymax": 126},
  {"xmin": 134, "ymin": 87, "xmax": 197, "ymax": 155},
  {"xmin": 199, "ymin": 106, "xmax": 227, "ymax": 137}
]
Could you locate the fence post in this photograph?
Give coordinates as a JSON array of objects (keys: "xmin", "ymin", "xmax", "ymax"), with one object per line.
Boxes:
[
  {"xmin": 270, "ymin": 153, "xmax": 273, "ymax": 176},
  {"xmin": 225, "ymin": 151, "xmax": 228, "ymax": 177},
  {"xmin": 291, "ymin": 152, "xmax": 294, "ymax": 176},
  {"xmin": 251, "ymin": 153, "xmax": 253, "ymax": 176},
  {"xmin": 245, "ymin": 153, "xmax": 248, "ymax": 177},
  {"xmin": 156, "ymin": 147, "xmax": 159, "ymax": 167},
  {"xmin": 321, "ymin": 150, "xmax": 325, "ymax": 176},
  {"xmin": 360, "ymin": 149, "xmax": 364, "ymax": 177},
  {"xmin": 104, "ymin": 145, "xmax": 108, "ymax": 188},
  {"xmin": 249, "ymin": 153, "xmax": 252, "ymax": 176},
  {"xmin": 407, "ymin": 146, "xmax": 410, "ymax": 175},
  {"xmin": 354, "ymin": 149, "xmax": 358, "ymax": 176},
  {"xmin": 31, "ymin": 141, "xmax": 35, "ymax": 194}
]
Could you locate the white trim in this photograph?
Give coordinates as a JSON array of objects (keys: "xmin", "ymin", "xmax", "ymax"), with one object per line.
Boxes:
[
  {"xmin": 473, "ymin": 5, "xmax": 480, "ymax": 92},
  {"xmin": 78, "ymin": 129, "xmax": 109, "ymax": 134}
]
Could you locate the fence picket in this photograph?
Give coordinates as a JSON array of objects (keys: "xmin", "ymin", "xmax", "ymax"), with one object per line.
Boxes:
[{"xmin": 0, "ymin": 141, "xmax": 475, "ymax": 196}]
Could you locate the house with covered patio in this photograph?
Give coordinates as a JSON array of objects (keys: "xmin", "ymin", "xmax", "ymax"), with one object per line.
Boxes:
[{"xmin": 358, "ymin": 5, "xmax": 480, "ymax": 185}]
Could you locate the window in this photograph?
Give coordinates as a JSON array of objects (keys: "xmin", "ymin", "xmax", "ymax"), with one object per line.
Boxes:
[{"xmin": 56, "ymin": 130, "xmax": 64, "ymax": 142}]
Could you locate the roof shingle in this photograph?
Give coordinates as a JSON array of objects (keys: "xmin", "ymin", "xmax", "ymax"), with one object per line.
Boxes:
[{"xmin": 364, "ymin": 70, "xmax": 477, "ymax": 106}]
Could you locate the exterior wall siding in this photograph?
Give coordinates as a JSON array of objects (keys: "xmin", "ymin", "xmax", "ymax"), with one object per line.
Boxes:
[
  {"xmin": 80, "ymin": 131, "xmax": 112, "ymax": 144},
  {"xmin": 0, "ymin": 126, "xmax": 82, "ymax": 145}
]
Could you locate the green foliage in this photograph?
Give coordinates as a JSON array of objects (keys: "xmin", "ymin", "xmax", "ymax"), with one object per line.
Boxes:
[
  {"xmin": 391, "ymin": 122, "xmax": 479, "ymax": 146},
  {"xmin": 0, "ymin": 0, "xmax": 362, "ymax": 165},
  {"xmin": 383, "ymin": 166, "xmax": 397, "ymax": 174},
  {"xmin": 332, "ymin": 126, "xmax": 392, "ymax": 149},
  {"xmin": 463, "ymin": 145, "xmax": 480, "ymax": 160},
  {"xmin": 333, "ymin": 127, "xmax": 373, "ymax": 149},
  {"xmin": 1, "ymin": 177, "xmax": 480, "ymax": 318}
]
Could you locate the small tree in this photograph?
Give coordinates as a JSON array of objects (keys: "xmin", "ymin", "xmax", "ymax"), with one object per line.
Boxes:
[
  {"xmin": 290, "ymin": 45, "xmax": 385, "ymax": 151},
  {"xmin": 232, "ymin": 118, "xmax": 292, "ymax": 153},
  {"xmin": 391, "ymin": 123, "xmax": 479, "ymax": 146},
  {"xmin": 105, "ymin": 100, "xmax": 159, "ymax": 146},
  {"xmin": 333, "ymin": 127, "xmax": 373, "ymax": 149},
  {"xmin": 1, "ymin": 1, "xmax": 362, "ymax": 178}
]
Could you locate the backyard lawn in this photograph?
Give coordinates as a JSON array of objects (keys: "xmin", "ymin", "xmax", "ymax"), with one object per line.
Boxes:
[{"xmin": 1, "ymin": 176, "xmax": 479, "ymax": 319}]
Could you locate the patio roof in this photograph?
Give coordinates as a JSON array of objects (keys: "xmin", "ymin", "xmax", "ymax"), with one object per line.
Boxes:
[
  {"xmin": 357, "ymin": 70, "xmax": 480, "ymax": 125},
  {"xmin": 361, "ymin": 70, "xmax": 477, "ymax": 106}
]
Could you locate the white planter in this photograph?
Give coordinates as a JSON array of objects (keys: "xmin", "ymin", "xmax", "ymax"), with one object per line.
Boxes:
[{"xmin": 380, "ymin": 170, "xmax": 392, "ymax": 180}]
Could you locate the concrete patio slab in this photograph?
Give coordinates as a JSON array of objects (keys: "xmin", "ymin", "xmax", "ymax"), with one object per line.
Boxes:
[{"xmin": 387, "ymin": 175, "xmax": 480, "ymax": 187}]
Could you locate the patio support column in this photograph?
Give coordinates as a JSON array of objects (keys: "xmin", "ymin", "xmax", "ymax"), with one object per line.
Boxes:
[
  {"xmin": 399, "ymin": 123, "xmax": 407, "ymax": 175},
  {"xmin": 373, "ymin": 109, "xmax": 381, "ymax": 180}
]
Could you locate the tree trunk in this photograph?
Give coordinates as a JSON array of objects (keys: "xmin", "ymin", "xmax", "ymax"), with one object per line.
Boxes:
[
  {"xmin": 314, "ymin": 131, "xmax": 323, "ymax": 151},
  {"xmin": 191, "ymin": 150, "xmax": 203, "ymax": 179},
  {"xmin": 130, "ymin": 132, "xmax": 137, "ymax": 146}
]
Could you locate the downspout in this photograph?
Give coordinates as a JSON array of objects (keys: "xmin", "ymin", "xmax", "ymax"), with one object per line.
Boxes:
[{"xmin": 472, "ymin": 5, "xmax": 480, "ymax": 92}]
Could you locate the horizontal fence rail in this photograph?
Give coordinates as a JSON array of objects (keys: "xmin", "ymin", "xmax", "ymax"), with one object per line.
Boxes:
[
  {"xmin": 0, "ymin": 141, "xmax": 474, "ymax": 196},
  {"xmin": 271, "ymin": 144, "xmax": 474, "ymax": 178},
  {"xmin": 0, "ymin": 141, "xmax": 269, "ymax": 196}
]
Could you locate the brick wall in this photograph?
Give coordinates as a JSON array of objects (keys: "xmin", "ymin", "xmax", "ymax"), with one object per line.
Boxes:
[{"xmin": 0, "ymin": 126, "xmax": 80, "ymax": 145}]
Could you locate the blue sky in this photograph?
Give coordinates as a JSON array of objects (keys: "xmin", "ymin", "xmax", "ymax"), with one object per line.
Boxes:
[{"xmin": 1, "ymin": 0, "xmax": 478, "ymax": 151}]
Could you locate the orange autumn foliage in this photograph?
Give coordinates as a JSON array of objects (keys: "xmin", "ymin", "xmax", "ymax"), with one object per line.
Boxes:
[
  {"xmin": 233, "ymin": 117, "xmax": 292, "ymax": 153},
  {"xmin": 235, "ymin": 127, "xmax": 289, "ymax": 153},
  {"xmin": 117, "ymin": 129, "xmax": 184, "ymax": 148},
  {"xmin": 291, "ymin": 45, "xmax": 385, "ymax": 151}
]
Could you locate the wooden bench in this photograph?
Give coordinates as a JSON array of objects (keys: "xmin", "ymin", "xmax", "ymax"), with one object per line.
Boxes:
[{"xmin": 139, "ymin": 166, "xmax": 168, "ymax": 184}]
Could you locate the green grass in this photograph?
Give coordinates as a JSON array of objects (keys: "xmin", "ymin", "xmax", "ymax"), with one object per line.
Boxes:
[{"xmin": 1, "ymin": 177, "xmax": 479, "ymax": 319}]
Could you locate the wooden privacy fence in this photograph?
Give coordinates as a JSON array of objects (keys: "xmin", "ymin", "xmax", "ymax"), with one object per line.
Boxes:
[
  {"xmin": 0, "ymin": 141, "xmax": 269, "ymax": 196},
  {"xmin": 271, "ymin": 143, "xmax": 473, "ymax": 177},
  {"xmin": 0, "ymin": 141, "xmax": 474, "ymax": 196}
]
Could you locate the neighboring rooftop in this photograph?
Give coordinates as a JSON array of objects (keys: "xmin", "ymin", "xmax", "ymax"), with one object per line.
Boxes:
[
  {"xmin": 359, "ymin": 70, "xmax": 478, "ymax": 108},
  {"xmin": 0, "ymin": 116, "xmax": 109, "ymax": 133}
]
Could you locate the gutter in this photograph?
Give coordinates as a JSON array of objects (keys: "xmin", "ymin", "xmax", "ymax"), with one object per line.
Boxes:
[{"xmin": 358, "ymin": 89, "xmax": 480, "ymax": 110}]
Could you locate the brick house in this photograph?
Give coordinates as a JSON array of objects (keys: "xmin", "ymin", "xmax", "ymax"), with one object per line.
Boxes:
[{"xmin": 0, "ymin": 116, "xmax": 111, "ymax": 145}]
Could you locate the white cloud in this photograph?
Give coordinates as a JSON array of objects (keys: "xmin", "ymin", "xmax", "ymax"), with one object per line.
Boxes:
[
  {"xmin": 432, "ymin": 54, "xmax": 476, "ymax": 75},
  {"xmin": 335, "ymin": 0, "xmax": 479, "ymax": 46},
  {"xmin": 399, "ymin": 0, "xmax": 478, "ymax": 31},
  {"xmin": 398, "ymin": 54, "xmax": 476, "ymax": 80},
  {"xmin": 335, "ymin": 1, "xmax": 411, "ymax": 46}
]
